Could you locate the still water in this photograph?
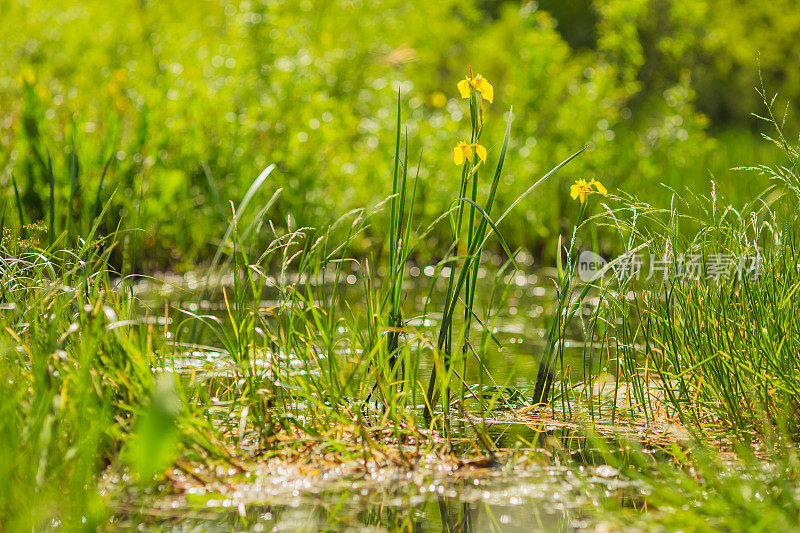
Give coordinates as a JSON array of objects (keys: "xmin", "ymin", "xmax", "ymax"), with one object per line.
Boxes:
[{"xmin": 125, "ymin": 268, "xmax": 638, "ymax": 531}]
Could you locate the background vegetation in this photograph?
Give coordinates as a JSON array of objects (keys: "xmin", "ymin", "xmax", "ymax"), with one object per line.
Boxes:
[
  {"xmin": 4, "ymin": 2, "xmax": 800, "ymax": 530},
  {"xmin": 2, "ymin": 0, "xmax": 796, "ymax": 269}
]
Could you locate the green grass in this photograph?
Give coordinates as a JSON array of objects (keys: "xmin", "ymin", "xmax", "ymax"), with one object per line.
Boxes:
[
  {"xmin": 516, "ymin": 88, "xmax": 800, "ymax": 469},
  {"xmin": 3, "ymin": 3, "xmax": 800, "ymax": 527},
  {"xmin": 2, "ymin": 77, "xmax": 800, "ymax": 531},
  {"xmin": 0, "ymin": 231, "xmax": 220, "ymax": 529}
]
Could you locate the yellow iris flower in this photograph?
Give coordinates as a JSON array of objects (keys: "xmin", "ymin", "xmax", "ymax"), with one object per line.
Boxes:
[
  {"xmin": 453, "ymin": 141, "xmax": 488, "ymax": 166},
  {"xmin": 457, "ymin": 74, "xmax": 494, "ymax": 103},
  {"xmin": 570, "ymin": 179, "xmax": 608, "ymax": 203}
]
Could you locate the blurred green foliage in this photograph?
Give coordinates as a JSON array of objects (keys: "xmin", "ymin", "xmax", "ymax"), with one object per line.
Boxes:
[
  {"xmin": 0, "ymin": 0, "xmax": 793, "ymax": 268},
  {"xmin": 124, "ymin": 375, "xmax": 182, "ymax": 483}
]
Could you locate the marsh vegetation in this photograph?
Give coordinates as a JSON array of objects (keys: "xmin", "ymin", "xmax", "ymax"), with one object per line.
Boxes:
[{"xmin": 3, "ymin": 1, "xmax": 800, "ymax": 531}]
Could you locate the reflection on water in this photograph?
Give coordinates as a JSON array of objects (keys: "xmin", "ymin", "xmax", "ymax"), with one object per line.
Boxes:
[
  {"xmin": 124, "ymin": 461, "xmax": 604, "ymax": 532},
  {"xmin": 127, "ymin": 270, "xmax": 638, "ymax": 531},
  {"xmin": 120, "ymin": 421, "xmax": 648, "ymax": 532},
  {"xmin": 136, "ymin": 268, "xmax": 596, "ymax": 389}
]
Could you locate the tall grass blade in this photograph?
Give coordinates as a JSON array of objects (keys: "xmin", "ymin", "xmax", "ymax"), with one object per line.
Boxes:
[
  {"xmin": 48, "ymin": 150, "xmax": 55, "ymax": 246},
  {"xmin": 10, "ymin": 174, "xmax": 26, "ymax": 238},
  {"xmin": 92, "ymin": 154, "xmax": 114, "ymax": 222}
]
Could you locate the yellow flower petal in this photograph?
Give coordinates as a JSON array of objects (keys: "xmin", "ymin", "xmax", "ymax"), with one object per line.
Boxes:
[
  {"xmin": 571, "ymin": 179, "xmax": 600, "ymax": 203},
  {"xmin": 454, "ymin": 146, "xmax": 464, "ymax": 165},
  {"xmin": 593, "ymin": 181, "xmax": 608, "ymax": 195},
  {"xmin": 457, "ymin": 79, "xmax": 471, "ymax": 99},
  {"xmin": 475, "ymin": 77, "xmax": 493, "ymax": 103},
  {"xmin": 474, "ymin": 144, "xmax": 487, "ymax": 163},
  {"xmin": 454, "ymin": 142, "xmax": 473, "ymax": 165}
]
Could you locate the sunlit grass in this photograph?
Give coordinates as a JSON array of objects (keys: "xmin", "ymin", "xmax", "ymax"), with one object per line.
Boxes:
[{"xmin": 2, "ymin": 36, "xmax": 800, "ymax": 529}]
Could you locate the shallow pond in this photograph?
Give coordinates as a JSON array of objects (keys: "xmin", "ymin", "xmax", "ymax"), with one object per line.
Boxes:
[
  {"xmin": 134, "ymin": 266, "xmax": 607, "ymax": 389},
  {"xmin": 125, "ymin": 267, "xmax": 649, "ymax": 531},
  {"xmin": 118, "ymin": 428, "xmax": 645, "ymax": 532}
]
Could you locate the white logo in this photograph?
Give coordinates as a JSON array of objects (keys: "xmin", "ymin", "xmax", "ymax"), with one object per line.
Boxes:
[{"xmin": 578, "ymin": 250, "xmax": 607, "ymax": 282}]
